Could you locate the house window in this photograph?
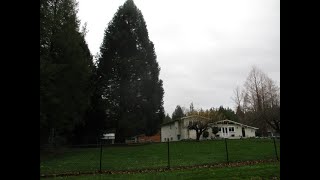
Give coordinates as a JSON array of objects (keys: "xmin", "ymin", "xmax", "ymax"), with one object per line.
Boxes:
[
  {"xmin": 164, "ymin": 138, "xmax": 166, "ymax": 141},
  {"xmin": 231, "ymin": 134, "xmax": 235, "ymax": 137},
  {"xmin": 229, "ymin": 127, "xmax": 234, "ymax": 132},
  {"xmin": 171, "ymin": 137, "xmax": 173, "ymax": 141},
  {"xmin": 219, "ymin": 128, "xmax": 221, "ymax": 132},
  {"xmin": 177, "ymin": 135, "xmax": 181, "ymax": 140}
]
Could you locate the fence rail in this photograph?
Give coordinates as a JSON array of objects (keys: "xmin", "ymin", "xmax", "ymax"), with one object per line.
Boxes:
[{"xmin": 40, "ymin": 137, "xmax": 280, "ymax": 176}]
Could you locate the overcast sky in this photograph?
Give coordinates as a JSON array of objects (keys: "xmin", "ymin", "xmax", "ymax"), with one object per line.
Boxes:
[{"xmin": 77, "ymin": 0, "xmax": 280, "ymax": 116}]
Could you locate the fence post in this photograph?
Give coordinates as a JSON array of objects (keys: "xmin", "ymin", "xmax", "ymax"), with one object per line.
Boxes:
[
  {"xmin": 99, "ymin": 141, "xmax": 102, "ymax": 173},
  {"xmin": 167, "ymin": 138, "xmax": 170, "ymax": 169},
  {"xmin": 273, "ymin": 137, "xmax": 279, "ymax": 161},
  {"xmin": 224, "ymin": 138, "xmax": 229, "ymax": 164}
]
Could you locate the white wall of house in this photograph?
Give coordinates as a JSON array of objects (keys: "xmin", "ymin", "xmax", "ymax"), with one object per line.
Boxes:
[
  {"xmin": 213, "ymin": 124, "xmax": 241, "ymax": 139},
  {"xmin": 180, "ymin": 128, "xmax": 188, "ymax": 139},
  {"xmin": 188, "ymin": 129, "xmax": 197, "ymax": 139},
  {"xmin": 180, "ymin": 117, "xmax": 207, "ymax": 140},
  {"xmin": 234, "ymin": 126, "xmax": 243, "ymax": 137},
  {"xmin": 161, "ymin": 117, "xmax": 258, "ymax": 142},
  {"xmin": 161, "ymin": 117, "xmax": 203, "ymax": 142},
  {"xmin": 161, "ymin": 122, "xmax": 179, "ymax": 142},
  {"xmin": 212, "ymin": 125, "xmax": 257, "ymax": 139},
  {"xmin": 244, "ymin": 128, "xmax": 256, "ymax": 137},
  {"xmin": 180, "ymin": 119, "xmax": 187, "ymax": 139}
]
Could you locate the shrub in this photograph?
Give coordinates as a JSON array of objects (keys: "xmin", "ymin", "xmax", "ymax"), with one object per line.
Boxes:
[{"xmin": 203, "ymin": 131, "xmax": 209, "ymax": 138}]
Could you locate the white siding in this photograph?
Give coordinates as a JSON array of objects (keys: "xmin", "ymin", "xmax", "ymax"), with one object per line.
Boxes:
[
  {"xmin": 244, "ymin": 128, "xmax": 256, "ymax": 137},
  {"xmin": 234, "ymin": 125, "xmax": 243, "ymax": 138},
  {"xmin": 181, "ymin": 128, "xmax": 188, "ymax": 139},
  {"xmin": 161, "ymin": 123, "xmax": 178, "ymax": 142},
  {"xmin": 211, "ymin": 124, "xmax": 257, "ymax": 139},
  {"xmin": 161, "ymin": 116, "xmax": 208, "ymax": 141},
  {"xmin": 181, "ymin": 119, "xmax": 191, "ymax": 139},
  {"xmin": 210, "ymin": 124, "xmax": 249, "ymax": 139},
  {"xmin": 188, "ymin": 129, "xmax": 197, "ymax": 139},
  {"xmin": 181, "ymin": 117, "xmax": 206, "ymax": 140},
  {"xmin": 161, "ymin": 117, "xmax": 257, "ymax": 141}
]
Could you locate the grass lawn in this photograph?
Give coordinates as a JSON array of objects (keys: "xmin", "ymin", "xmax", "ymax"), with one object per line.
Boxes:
[
  {"xmin": 40, "ymin": 138, "xmax": 280, "ymax": 175},
  {"xmin": 42, "ymin": 162, "xmax": 280, "ymax": 180}
]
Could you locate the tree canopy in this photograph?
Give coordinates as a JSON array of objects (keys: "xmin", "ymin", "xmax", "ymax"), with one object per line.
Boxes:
[
  {"xmin": 172, "ymin": 105, "xmax": 185, "ymax": 120},
  {"xmin": 40, "ymin": 0, "xmax": 95, "ymax": 146},
  {"xmin": 232, "ymin": 66, "xmax": 280, "ymax": 135},
  {"xmin": 97, "ymin": 0, "xmax": 164, "ymax": 142}
]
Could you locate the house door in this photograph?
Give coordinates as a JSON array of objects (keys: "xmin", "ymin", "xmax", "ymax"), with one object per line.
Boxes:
[
  {"xmin": 242, "ymin": 127, "xmax": 246, "ymax": 137},
  {"xmin": 222, "ymin": 127, "xmax": 229, "ymax": 137}
]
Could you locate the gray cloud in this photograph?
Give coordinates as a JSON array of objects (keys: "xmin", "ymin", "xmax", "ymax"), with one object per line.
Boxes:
[{"xmin": 78, "ymin": 0, "xmax": 280, "ymax": 116}]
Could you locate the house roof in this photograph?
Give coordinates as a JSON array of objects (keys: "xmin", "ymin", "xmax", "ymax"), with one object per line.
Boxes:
[
  {"xmin": 101, "ymin": 133, "xmax": 115, "ymax": 139},
  {"xmin": 103, "ymin": 133, "xmax": 115, "ymax": 137},
  {"xmin": 180, "ymin": 115, "xmax": 211, "ymax": 121},
  {"xmin": 161, "ymin": 115, "xmax": 211, "ymax": 126},
  {"xmin": 104, "ymin": 128, "xmax": 116, "ymax": 133},
  {"xmin": 161, "ymin": 116, "xmax": 258, "ymax": 130},
  {"xmin": 161, "ymin": 119, "xmax": 179, "ymax": 126},
  {"xmin": 209, "ymin": 119, "xmax": 259, "ymax": 130}
]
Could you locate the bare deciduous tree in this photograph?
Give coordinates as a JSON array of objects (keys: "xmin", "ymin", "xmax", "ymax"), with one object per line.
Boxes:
[
  {"xmin": 232, "ymin": 86, "xmax": 244, "ymax": 110},
  {"xmin": 233, "ymin": 66, "xmax": 280, "ymax": 135},
  {"xmin": 187, "ymin": 117, "xmax": 211, "ymax": 141}
]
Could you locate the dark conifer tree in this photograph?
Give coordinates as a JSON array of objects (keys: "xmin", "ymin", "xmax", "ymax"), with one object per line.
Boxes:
[
  {"xmin": 97, "ymin": 0, "xmax": 164, "ymax": 142},
  {"xmin": 172, "ymin": 105, "xmax": 185, "ymax": 120},
  {"xmin": 40, "ymin": 0, "xmax": 94, "ymax": 145}
]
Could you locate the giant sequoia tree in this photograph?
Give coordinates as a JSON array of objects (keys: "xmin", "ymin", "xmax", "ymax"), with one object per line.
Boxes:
[
  {"xmin": 40, "ymin": 0, "xmax": 94, "ymax": 145},
  {"xmin": 97, "ymin": 0, "xmax": 164, "ymax": 142}
]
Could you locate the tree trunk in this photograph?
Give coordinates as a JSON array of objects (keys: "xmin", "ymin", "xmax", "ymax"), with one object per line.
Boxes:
[
  {"xmin": 196, "ymin": 132, "xmax": 201, "ymax": 141},
  {"xmin": 115, "ymin": 128, "xmax": 125, "ymax": 143}
]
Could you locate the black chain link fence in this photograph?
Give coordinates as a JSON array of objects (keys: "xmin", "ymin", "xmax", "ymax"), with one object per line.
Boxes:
[{"xmin": 40, "ymin": 137, "xmax": 280, "ymax": 177}]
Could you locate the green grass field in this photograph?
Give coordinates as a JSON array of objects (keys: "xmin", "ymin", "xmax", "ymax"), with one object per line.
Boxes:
[
  {"xmin": 40, "ymin": 138, "xmax": 280, "ymax": 175},
  {"xmin": 42, "ymin": 162, "xmax": 280, "ymax": 180}
]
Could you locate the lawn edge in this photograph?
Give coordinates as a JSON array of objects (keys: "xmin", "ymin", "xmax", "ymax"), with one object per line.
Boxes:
[{"xmin": 40, "ymin": 159, "xmax": 279, "ymax": 178}]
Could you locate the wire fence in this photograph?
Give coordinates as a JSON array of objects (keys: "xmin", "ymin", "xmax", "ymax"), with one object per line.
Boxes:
[{"xmin": 40, "ymin": 137, "xmax": 280, "ymax": 177}]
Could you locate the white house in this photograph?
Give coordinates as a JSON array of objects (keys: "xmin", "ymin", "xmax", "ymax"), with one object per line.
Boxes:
[
  {"xmin": 160, "ymin": 115, "xmax": 258, "ymax": 142},
  {"xmin": 101, "ymin": 133, "xmax": 115, "ymax": 144},
  {"xmin": 209, "ymin": 119, "xmax": 258, "ymax": 139}
]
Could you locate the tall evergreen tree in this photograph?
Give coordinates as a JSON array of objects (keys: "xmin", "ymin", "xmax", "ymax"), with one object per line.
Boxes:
[
  {"xmin": 97, "ymin": 0, "xmax": 164, "ymax": 142},
  {"xmin": 235, "ymin": 105, "xmax": 245, "ymax": 123},
  {"xmin": 172, "ymin": 105, "xmax": 185, "ymax": 120},
  {"xmin": 40, "ymin": 0, "xmax": 94, "ymax": 145},
  {"xmin": 163, "ymin": 113, "xmax": 172, "ymax": 123},
  {"xmin": 218, "ymin": 106, "xmax": 239, "ymax": 122},
  {"xmin": 71, "ymin": 40, "xmax": 109, "ymax": 145}
]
